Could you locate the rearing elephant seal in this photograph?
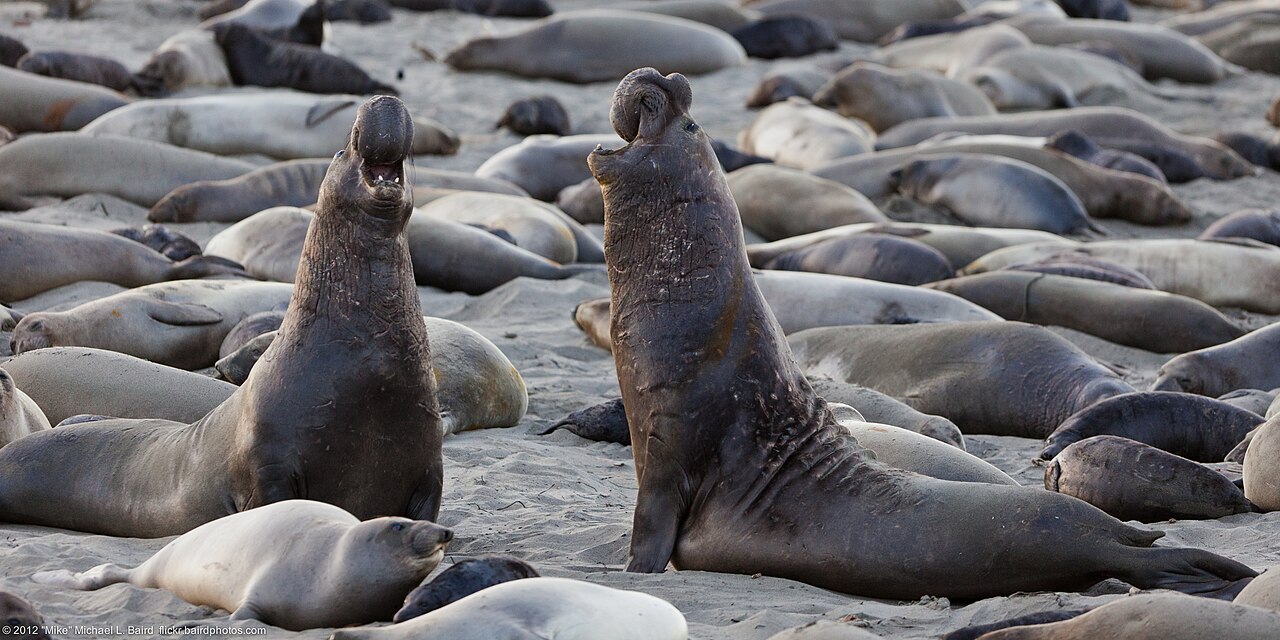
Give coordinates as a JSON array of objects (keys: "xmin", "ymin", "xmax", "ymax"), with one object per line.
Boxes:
[
  {"xmin": 587, "ymin": 68, "xmax": 1253, "ymax": 600},
  {"xmin": 0, "ymin": 96, "xmax": 445, "ymax": 537},
  {"xmin": 34, "ymin": 500, "xmax": 452, "ymax": 630}
]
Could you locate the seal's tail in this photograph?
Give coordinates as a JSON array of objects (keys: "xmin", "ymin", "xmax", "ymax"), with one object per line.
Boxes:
[
  {"xmin": 1123, "ymin": 547, "xmax": 1257, "ymax": 601},
  {"xmin": 32, "ymin": 563, "xmax": 132, "ymax": 590}
]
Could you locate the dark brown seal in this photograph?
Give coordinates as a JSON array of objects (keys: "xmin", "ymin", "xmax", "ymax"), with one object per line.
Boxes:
[
  {"xmin": 0, "ymin": 96, "xmax": 443, "ymax": 537},
  {"xmin": 1046, "ymin": 435, "xmax": 1257, "ymax": 522},
  {"xmin": 0, "ymin": 34, "xmax": 27, "ymax": 68},
  {"xmin": 587, "ymin": 67, "xmax": 1254, "ymax": 600},
  {"xmin": 393, "ymin": 556, "xmax": 539, "ymax": 622},
  {"xmin": 496, "ymin": 95, "xmax": 570, "ymax": 136},
  {"xmin": 16, "ymin": 50, "xmax": 132, "ymax": 91},
  {"xmin": 764, "ymin": 233, "xmax": 955, "ymax": 285},
  {"xmin": 212, "ymin": 23, "xmax": 396, "ymax": 95},
  {"xmin": 1042, "ymin": 391, "xmax": 1264, "ymax": 462},
  {"xmin": 926, "ymin": 272, "xmax": 1244, "ymax": 354}
]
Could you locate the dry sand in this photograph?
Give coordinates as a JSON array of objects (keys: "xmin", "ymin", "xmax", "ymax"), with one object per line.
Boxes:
[{"xmin": 1, "ymin": 0, "xmax": 1280, "ymax": 638}]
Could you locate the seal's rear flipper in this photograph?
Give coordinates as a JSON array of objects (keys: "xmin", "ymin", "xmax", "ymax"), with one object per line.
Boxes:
[
  {"xmin": 1127, "ymin": 548, "xmax": 1257, "ymax": 601},
  {"xmin": 32, "ymin": 563, "xmax": 132, "ymax": 590}
]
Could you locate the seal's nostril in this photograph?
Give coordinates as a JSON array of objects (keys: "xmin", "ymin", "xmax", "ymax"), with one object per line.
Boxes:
[{"xmin": 440, "ymin": 529, "xmax": 453, "ymax": 543}]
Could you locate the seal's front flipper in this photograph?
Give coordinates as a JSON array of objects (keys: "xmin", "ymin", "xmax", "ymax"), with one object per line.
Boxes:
[
  {"xmin": 169, "ymin": 255, "xmax": 252, "ymax": 282},
  {"xmin": 625, "ymin": 469, "xmax": 683, "ymax": 573},
  {"xmin": 32, "ymin": 563, "xmax": 132, "ymax": 590},
  {"xmin": 229, "ymin": 602, "xmax": 262, "ymax": 622},
  {"xmin": 145, "ymin": 301, "xmax": 224, "ymax": 326}
]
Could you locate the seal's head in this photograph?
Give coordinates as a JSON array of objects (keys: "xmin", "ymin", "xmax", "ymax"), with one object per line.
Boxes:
[
  {"xmin": 320, "ymin": 95, "xmax": 415, "ymax": 223},
  {"xmin": 9, "ymin": 315, "xmax": 62, "ymax": 355},
  {"xmin": 0, "ymin": 591, "xmax": 48, "ymax": 640},
  {"xmin": 589, "ymin": 68, "xmax": 707, "ymax": 190},
  {"xmin": 345, "ymin": 517, "xmax": 453, "ymax": 573}
]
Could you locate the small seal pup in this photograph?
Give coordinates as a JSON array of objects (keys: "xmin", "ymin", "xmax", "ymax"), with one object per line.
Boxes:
[
  {"xmin": 0, "ymin": 96, "xmax": 445, "ymax": 537},
  {"xmin": 330, "ymin": 577, "xmax": 688, "ymax": 640},
  {"xmin": 588, "ymin": 67, "xmax": 1253, "ymax": 599},
  {"xmin": 33, "ymin": 500, "xmax": 452, "ymax": 630},
  {"xmin": 393, "ymin": 555, "xmax": 539, "ymax": 622}
]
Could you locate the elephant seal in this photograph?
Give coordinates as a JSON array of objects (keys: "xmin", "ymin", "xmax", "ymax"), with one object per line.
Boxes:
[
  {"xmin": 1214, "ymin": 131, "xmax": 1280, "ymax": 172},
  {"xmin": 0, "ymin": 592, "xmax": 49, "ymax": 640},
  {"xmin": 1235, "ymin": 563, "xmax": 1280, "ymax": 613},
  {"xmin": 943, "ymin": 612, "xmax": 1089, "ymax": 640},
  {"xmin": 150, "ymin": 161, "xmax": 519, "ymax": 224},
  {"xmin": 1003, "ymin": 15, "xmax": 1237, "ymax": 84},
  {"xmin": 875, "ymin": 107, "xmax": 1254, "ymax": 181},
  {"xmin": 0, "ymin": 221, "xmax": 247, "ymax": 302},
  {"xmin": 812, "ymin": 62, "xmax": 996, "ymax": 133},
  {"xmin": 0, "ymin": 133, "xmax": 255, "ymax": 211},
  {"xmin": 997, "ymin": 253, "xmax": 1157, "ymax": 289},
  {"xmin": 892, "ymin": 154, "xmax": 1096, "ymax": 235},
  {"xmin": 213, "ymin": 23, "xmax": 396, "ymax": 94},
  {"xmin": 109, "ymin": 224, "xmax": 203, "ymax": 261},
  {"xmin": 726, "ymin": 164, "xmax": 886, "ymax": 241},
  {"xmin": 873, "ymin": 23, "xmax": 1031, "ymax": 76},
  {"xmin": 330, "ymin": 577, "xmax": 688, "ymax": 640},
  {"xmin": 1200, "ymin": 209, "xmax": 1280, "ymax": 247},
  {"xmin": 958, "ymin": 45, "xmax": 1202, "ymax": 110},
  {"xmin": 766, "ymin": 234, "xmax": 955, "ymax": 285},
  {"xmin": 1244, "ymin": 416, "xmax": 1280, "ymax": 511},
  {"xmin": 1197, "ymin": 16, "xmax": 1280, "ymax": 74},
  {"xmin": 1161, "ymin": 1, "xmax": 1280, "ymax": 36},
  {"xmin": 417, "ymin": 191, "xmax": 590, "ymax": 264},
  {"xmin": 219, "ymin": 310, "xmax": 285, "ymax": 358},
  {"xmin": 1041, "ymin": 392, "xmax": 1264, "ymax": 462},
  {"xmin": 1057, "ymin": 0, "xmax": 1128, "ymax": 20},
  {"xmin": 746, "ymin": 65, "xmax": 831, "ymax": 108},
  {"xmin": 83, "ymin": 93, "xmax": 459, "ymax": 160},
  {"xmin": 837, "ymin": 420, "xmax": 1017, "ymax": 485},
  {"xmin": 738, "ymin": 97, "xmax": 874, "ymax": 170},
  {"xmin": 0, "ymin": 66, "xmax": 129, "ymax": 133},
  {"xmin": 544, "ymin": 398, "xmax": 632, "ymax": 444},
  {"xmin": 730, "ymin": 15, "xmax": 838, "ymax": 59},
  {"xmin": 0, "ymin": 34, "xmax": 27, "ymax": 67},
  {"xmin": 206, "ymin": 206, "xmax": 586, "ymax": 292},
  {"xmin": 132, "ymin": 30, "xmax": 232, "ymax": 96},
  {"xmin": 808, "ymin": 378, "xmax": 964, "ymax": 448},
  {"xmin": 393, "ymin": 556, "xmax": 539, "ymax": 622},
  {"xmin": 387, "ymin": 0, "xmax": 552, "ymax": 17},
  {"xmin": 788, "ymin": 321, "xmax": 1135, "ymax": 437},
  {"xmin": 587, "ymin": 67, "xmax": 1253, "ymax": 599},
  {"xmin": 974, "ymin": 593, "xmax": 1280, "ymax": 639},
  {"xmin": 11, "ymin": 280, "xmax": 295, "ymax": 370},
  {"xmin": 925, "ymin": 272, "xmax": 1244, "ymax": 353},
  {"xmin": 746, "ymin": 0, "xmax": 965, "ymax": 42},
  {"xmin": 16, "ymin": 50, "xmax": 131, "ymax": 91},
  {"xmin": 198, "ymin": 0, "xmax": 323, "ymax": 35},
  {"xmin": 444, "ymin": 10, "xmax": 746, "ymax": 84},
  {"xmin": 1218, "ymin": 388, "xmax": 1278, "ymax": 417},
  {"xmin": 214, "ymin": 317, "xmax": 528, "ymax": 435},
  {"xmin": 0, "ymin": 96, "xmax": 446, "ymax": 537},
  {"xmin": 476, "ymin": 134, "xmax": 621, "ymax": 201},
  {"xmin": 1045, "ymin": 436, "xmax": 1256, "ymax": 522},
  {"xmin": 1045, "ymin": 130, "xmax": 1166, "ymax": 182},
  {"xmin": 497, "ymin": 95, "xmax": 570, "ymax": 136},
  {"xmin": 1, "ymin": 347, "xmax": 237, "ymax": 425},
  {"xmin": 34, "ymin": 500, "xmax": 452, "ymax": 630},
  {"xmin": 611, "ymin": 0, "xmax": 758, "ymax": 32},
  {"xmin": 964, "ymin": 240, "xmax": 1280, "ymax": 314},
  {"xmin": 748, "ymin": 223, "xmax": 1071, "ymax": 271},
  {"xmin": 1153, "ymin": 323, "xmax": 1280, "ymax": 397},
  {"xmin": 0, "ymin": 370, "xmax": 50, "ymax": 448}
]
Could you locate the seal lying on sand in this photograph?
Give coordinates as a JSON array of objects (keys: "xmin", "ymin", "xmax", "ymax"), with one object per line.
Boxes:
[
  {"xmin": 588, "ymin": 67, "xmax": 1254, "ymax": 600},
  {"xmin": 0, "ymin": 96, "xmax": 445, "ymax": 537},
  {"xmin": 34, "ymin": 500, "xmax": 452, "ymax": 630}
]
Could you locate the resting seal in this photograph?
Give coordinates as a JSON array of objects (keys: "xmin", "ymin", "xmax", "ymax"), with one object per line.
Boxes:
[
  {"xmin": 738, "ymin": 97, "xmax": 874, "ymax": 170},
  {"xmin": 393, "ymin": 555, "xmax": 539, "ymax": 622},
  {"xmin": 16, "ymin": 50, "xmax": 131, "ymax": 91},
  {"xmin": 587, "ymin": 67, "xmax": 1253, "ymax": 599},
  {"xmin": 34, "ymin": 500, "xmax": 451, "ymax": 630},
  {"xmin": 765, "ymin": 233, "xmax": 954, "ymax": 285},
  {"xmin": 811, "ymin": 61, "xmax": 996, "ymax": 132},
  {"xmin": 726, "ymin": 164, "xmax": 887, "ymax": 241},
  {"xmin": 1045, "ymin": 435, "xmax": 1256, "ymax": 522},
  {"xmin": 213, "ymin": 23, "xmax": 395, "ymax": 94},
  {"xmin": 1152, "ymin": 322, "xmax": 1280, "ymax": 396},
  {"xmin": 0, "ymin": 65, "xmax": 129, "ymax": 133},
  {"xmin": 131, "ymin": 30, "xmax": 232, "ymax": 97},
  {"xmin": 0, "ymin": 369, "xmax": 50, "ymax": 448},
  {"xmin": 1041, "ymin": 391, "xmax": 1263, "ymax": 462},
  {"xmin": 0, "ymin": 96, "xmax": 445, "ymax": 537},
  {"xmin": 972, "ymin": 593, "xmax": 1280, "ymax": 639},
  {"xmin": 496, "ymin": 95, "xmax": 570, "ymax": 136}
]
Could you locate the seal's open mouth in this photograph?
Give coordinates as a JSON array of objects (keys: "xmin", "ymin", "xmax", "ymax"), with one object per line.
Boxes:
[{"xmin": 360, "ymin": 159, "xmax": 406, "ymax": 202}]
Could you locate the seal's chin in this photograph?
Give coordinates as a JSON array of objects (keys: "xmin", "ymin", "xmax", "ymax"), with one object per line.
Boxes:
[
  {"xmin": 587, "ymin": 142, "xmax": 628, "ymax": 184},
  {"xmin": 360, "ymin": 159, "xmax": 407, "ymax": 203}
]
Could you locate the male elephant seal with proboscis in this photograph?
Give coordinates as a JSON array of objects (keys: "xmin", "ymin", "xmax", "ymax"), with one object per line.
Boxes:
[
  {"xmin": 0, "ymin": 96, "xmax": 445, "ymax": 537},
  {"xmin": 33, "ymin": 500, "xmax": 452, "ymax": 630},
  {"xmin": 587, "ymin": 67, "xmax": 1254, "ymax": 600}
]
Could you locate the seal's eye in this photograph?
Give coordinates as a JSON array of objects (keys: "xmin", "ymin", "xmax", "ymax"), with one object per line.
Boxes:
[
  {"xmin": 685, "ymin": 121, "xmax": 698, "ymax": 133},
  {"xmin": 6, "ymin": 618, "xmax": 20, "ymax": 625},
  {"xmin": 334, "ymin": 150, "xmax": 345, "ymax": 159},
  {"xmin": 392, "ymin": 523, "xmax": 405, "ymax": 532}
]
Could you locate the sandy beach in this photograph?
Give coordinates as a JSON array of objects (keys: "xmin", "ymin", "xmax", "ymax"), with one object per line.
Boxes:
[{"xmin": 1, "ymin": 0, "xmax": 1280, "ymax": 637}]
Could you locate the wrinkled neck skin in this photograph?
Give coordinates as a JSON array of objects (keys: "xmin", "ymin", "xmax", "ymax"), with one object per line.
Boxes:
[
  {"xmin": 597, "ymin": 130, "xmax": 872, "ymax": 505},
  {"xmin": 270, "ymin": 164, "xmax": 427, "ymax": 370}
]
